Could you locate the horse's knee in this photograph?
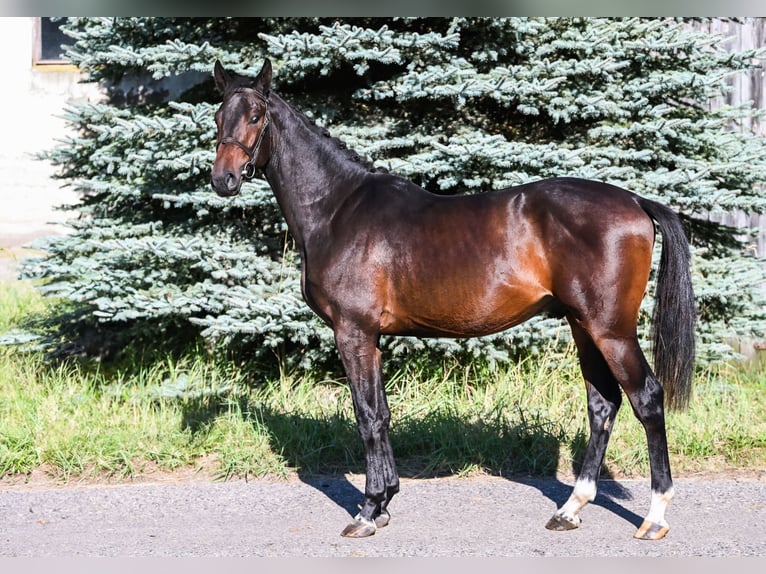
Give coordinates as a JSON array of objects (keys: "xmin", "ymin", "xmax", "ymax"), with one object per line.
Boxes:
[{"xmin": 355, "ymin": 402, "xmax": 391, "ymax": 441}]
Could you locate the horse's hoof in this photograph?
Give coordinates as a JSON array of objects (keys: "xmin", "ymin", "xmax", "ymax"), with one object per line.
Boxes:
[
  {"xmin": 340, "ymin": 517, "xmax": 376, "ymax": 538},
  {"xmin": 374, "ymin": 509, "xmax": 391, "ymax": 529},
  {"xmin": 634, "ymin": 520, "xmax": 669, "ymax": 540},
  {"xmin": 545, "ymin": 513, "xmax": 580, "ymax": 531}
]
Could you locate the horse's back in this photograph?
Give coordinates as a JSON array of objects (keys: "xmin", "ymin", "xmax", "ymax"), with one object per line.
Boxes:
[
  {"xmin": 317, "ymin": 174, "xmax": 656, "ymax": 337},
  {"xmin": 351, "ymin": 174, "xmax": 655, "ymax": 267}
]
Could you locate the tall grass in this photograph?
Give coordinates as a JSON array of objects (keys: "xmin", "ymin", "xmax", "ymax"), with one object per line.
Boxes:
[{"xmin": 1, "ymin": 280, "xmax": 764, "ymax": 483}]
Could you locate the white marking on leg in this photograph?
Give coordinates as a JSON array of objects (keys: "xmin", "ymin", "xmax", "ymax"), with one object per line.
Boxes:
[
  {"xmin": 645, "ymin": 487, "xmax": 674, "ymax": 527},
  {"xmin": 556, "ymin": 479, "xmax": 597, "ymax": 523}
]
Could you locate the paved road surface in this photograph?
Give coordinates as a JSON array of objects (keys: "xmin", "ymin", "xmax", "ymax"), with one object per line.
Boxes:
[{"xmin": 1, "ymin": 475, "xmax": 764, "ymax": 557}]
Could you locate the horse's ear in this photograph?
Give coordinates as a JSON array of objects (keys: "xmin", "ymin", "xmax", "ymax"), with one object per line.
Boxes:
[
  {"xmin": 213, "ymin": 60, "xmax": 229, "ymax": 94},
  {"xmin": 255, "ymin": 59, "xmax": 272, "ymax": 95}
]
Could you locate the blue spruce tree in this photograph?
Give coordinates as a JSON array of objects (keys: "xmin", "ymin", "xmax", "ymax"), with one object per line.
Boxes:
[{"xmin": 26, "ymin": 17, "xmax": 766, "ymax": 369}]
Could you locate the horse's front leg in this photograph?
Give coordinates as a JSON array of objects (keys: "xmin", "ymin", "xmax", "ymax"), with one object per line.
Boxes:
[{"xmin": 334, "ymin": 324, "xmax": 400, "ymax": 538}]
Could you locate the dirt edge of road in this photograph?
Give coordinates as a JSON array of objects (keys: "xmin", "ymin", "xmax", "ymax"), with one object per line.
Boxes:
[{"xmin": 2, "ymin": 461, "xmax": 764, "ymax": 492}]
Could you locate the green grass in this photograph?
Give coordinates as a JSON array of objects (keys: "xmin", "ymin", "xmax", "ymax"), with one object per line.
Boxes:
[{"xmin": 1, "ymin": 279, "xmax": 764, "ymax": 484}]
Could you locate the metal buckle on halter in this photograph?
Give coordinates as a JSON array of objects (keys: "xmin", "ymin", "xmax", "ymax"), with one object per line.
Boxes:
[{"xmin": 243, "ymin": 160, "xmax": 257, "ymax": 180}]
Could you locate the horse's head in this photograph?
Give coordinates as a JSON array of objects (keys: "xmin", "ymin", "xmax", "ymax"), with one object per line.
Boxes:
[{"xmin": 211, "ymin": 59, "xmax": 273, "ymax": 197}]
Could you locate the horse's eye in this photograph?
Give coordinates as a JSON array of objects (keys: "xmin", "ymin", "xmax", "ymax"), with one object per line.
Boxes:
[{"xmin": 249, "ymin": 115, "xmax": 260, "ymax": 125}]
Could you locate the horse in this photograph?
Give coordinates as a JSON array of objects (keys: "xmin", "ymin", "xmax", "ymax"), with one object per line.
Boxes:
[{"xmin": 210, "ymin": 59, "xmax": 696, "ymax": 540}]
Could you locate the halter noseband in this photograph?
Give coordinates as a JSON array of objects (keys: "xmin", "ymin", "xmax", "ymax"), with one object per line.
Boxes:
[{"xmin": 217, "ymin": 88, "xmax": 271, "ymax": 180}]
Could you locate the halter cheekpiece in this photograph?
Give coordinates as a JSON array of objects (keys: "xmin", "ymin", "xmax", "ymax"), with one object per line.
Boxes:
[{"xmin": 217, "ymin": 88, "xmax": 270, "ymax": 180}]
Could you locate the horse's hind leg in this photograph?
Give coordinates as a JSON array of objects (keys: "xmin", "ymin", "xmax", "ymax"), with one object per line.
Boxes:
[
  {"xmin": 590, "ymin": 332, "xmax": 674, "ymax": 540},
  {"xmin": 546, "ymin": 319, "xmax": 622, "ymax": 532}
]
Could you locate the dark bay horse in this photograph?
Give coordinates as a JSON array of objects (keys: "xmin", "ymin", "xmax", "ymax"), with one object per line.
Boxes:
[{"xmin": 210, "ymin": 59, "xmax": 696, "ymax": 540}]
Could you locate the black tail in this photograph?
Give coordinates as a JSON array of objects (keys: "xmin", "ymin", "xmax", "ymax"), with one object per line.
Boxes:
[{"xmin": 638, "ymin": 197, "xmax": 696, "ymax": 411}]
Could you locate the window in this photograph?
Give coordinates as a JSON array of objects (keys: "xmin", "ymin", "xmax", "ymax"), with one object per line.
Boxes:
[{"xmin": 33, "ymin": 17, "xmax": 76, "ymax": 68}]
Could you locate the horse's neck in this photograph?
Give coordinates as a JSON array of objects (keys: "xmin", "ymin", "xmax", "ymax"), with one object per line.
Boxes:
[{"xmin": 263, "ymin": 95, "xmax": 367, "ymax": 250}]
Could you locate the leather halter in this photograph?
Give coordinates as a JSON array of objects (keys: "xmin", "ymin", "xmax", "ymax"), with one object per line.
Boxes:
[{"xmin": 216, "ymin": 88, "xmax": 270, "ymax": 180}]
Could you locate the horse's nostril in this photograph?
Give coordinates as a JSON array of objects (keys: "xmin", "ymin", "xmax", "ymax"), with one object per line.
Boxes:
[{"xmin": 226, "ymin": 173, "xmax": 237, "ymax": 191}]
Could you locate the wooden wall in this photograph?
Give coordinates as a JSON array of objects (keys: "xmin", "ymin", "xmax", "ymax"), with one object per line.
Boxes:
[
  {"xmin": 688, "ymin": 19, "xmax": 766, "ymax": 263},
  {"xmin": 693, "ymin": 18, "xmax": 766, "ymax": 137}
]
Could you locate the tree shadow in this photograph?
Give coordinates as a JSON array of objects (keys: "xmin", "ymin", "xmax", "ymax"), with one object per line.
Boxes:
[{"xmin": 179, "ymin": 397, "xmax": 642, "ymax": 527}]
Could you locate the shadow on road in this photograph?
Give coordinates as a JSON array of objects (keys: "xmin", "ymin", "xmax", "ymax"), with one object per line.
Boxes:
[
  {"xmin": 299, "ymin": 476, "xmax": 364, "ymax": 518},
  {"xmin": 591, "ymin": 481, "xmax": 643, "ymax": 527},
  {"xmin": 180, "ymin": 397, "xmax": 644, "ymax": 527},
  {"xmin": 517, "ymin": 477, "xmax": 643, "ymax": 528}
]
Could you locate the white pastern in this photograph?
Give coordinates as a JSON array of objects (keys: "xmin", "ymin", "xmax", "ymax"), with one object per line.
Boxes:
[
  {"xmin": 556, "ymin": 479, "xmax": 597, "ymax": 521},
  {"xmin": 645, "ymin": 487, "xmax": 674, "ymax": 526}
]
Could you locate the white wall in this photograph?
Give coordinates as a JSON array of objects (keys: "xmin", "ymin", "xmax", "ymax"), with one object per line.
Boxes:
[{"xmin": 0, "ymin": 17, "xmax": 101, "ymax": 259}]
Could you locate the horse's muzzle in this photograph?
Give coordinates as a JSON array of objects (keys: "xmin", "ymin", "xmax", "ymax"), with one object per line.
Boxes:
[{"xmin": 210, "ymin": 170, "xmax": 241, "ymax": 197}]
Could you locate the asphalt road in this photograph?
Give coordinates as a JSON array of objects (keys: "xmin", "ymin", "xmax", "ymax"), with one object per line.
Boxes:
[{"xmin": 1, "ymin": 475, "xmax": 764, "ymax": 557}]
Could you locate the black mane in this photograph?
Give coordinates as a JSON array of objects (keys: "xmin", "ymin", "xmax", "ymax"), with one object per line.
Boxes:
[{"xmin": 285, "ymin": 97, "xmax": 388, "ymax": 175}]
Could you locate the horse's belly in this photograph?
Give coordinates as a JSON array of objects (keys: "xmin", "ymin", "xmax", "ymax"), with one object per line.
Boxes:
[{"xmin": 379, "ymin": 290, "xmax": 556, "ymax": 338}]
